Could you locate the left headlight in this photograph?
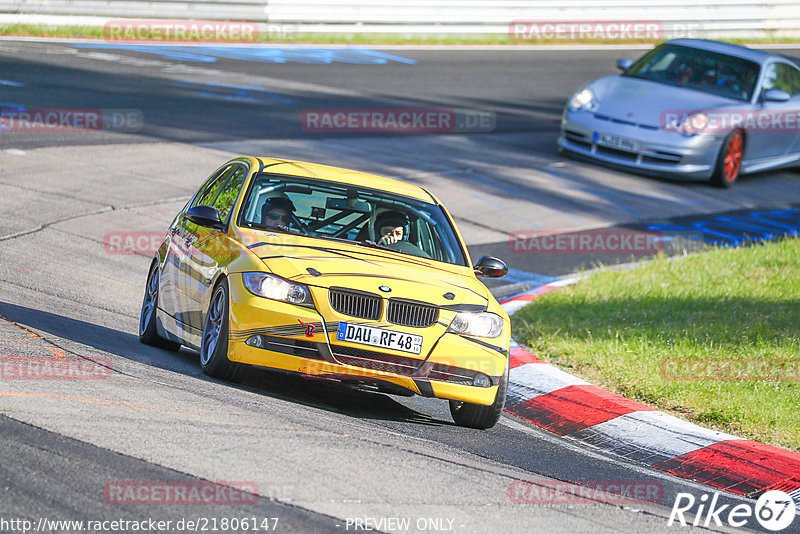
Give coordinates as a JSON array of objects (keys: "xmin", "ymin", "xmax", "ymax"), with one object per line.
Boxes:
[
  {"xmin": 448, "ymin": 312, "xmax": 504, "ymax": 338},
  {"xmin": 568, "ymin": 87, "xmax": 598, "ymax": 112},
  {"xmin": 242, "ymin": 272, "xmax": 315, "ymax": 308}
]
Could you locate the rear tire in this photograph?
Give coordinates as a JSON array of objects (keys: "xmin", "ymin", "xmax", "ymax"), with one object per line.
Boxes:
[
  {"xmin": 711, "ymin": 130, "xmax": 743, "ymax": 188},
  {"xmin": 139, "ymin": 261, "xmax": 181, "ymax": 351},
  {"xmin": 199, "ymin": 278, "xmax": 242, "ymax": 381},
  {"xmin": 449, "ymin": 358, "xmax": 509, "ymax": 429}
]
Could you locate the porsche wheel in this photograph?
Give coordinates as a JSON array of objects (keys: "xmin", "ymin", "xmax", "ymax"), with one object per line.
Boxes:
[
  {"xmin": 199, "ymin": 278, "xmax": 242, "ymax": 381},
  {"xmin": 711, "ymin": 130, "xmax": 743, "ymax": 188},
  {"xmin": 449, "ymin": 358, "xmax": 509, "ymax": 429},
  {"xmin": 139, "ymin": 261, "xmax": 180, "ymax": 351}
]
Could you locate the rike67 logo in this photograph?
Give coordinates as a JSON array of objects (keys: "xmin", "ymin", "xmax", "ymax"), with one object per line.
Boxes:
[{"xmin": 668, "ymin": 490, "xmax": 797, "ymax": 531}]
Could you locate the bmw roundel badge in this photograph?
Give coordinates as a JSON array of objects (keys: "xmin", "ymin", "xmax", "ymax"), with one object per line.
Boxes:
[{"xmin": 378, "ymin": 285, "xmax": 392, "ymax": 293}]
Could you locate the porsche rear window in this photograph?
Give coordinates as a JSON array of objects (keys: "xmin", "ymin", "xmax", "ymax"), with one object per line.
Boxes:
[{"xmin": 237, "ymin": 174, "xmax": 468, "ymax": 266}]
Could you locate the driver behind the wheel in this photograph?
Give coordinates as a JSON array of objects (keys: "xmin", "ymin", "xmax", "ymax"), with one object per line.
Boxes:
[
  {"xmin": 260, "ymin": 196, "xmax": 296, "ymax": 230},
  {"xmin": 374, "ymin": 210, "xmax": 431, "ymax": 258}
]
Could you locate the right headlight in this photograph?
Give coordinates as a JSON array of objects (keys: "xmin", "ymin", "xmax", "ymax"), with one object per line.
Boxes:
[
  {"xmin": 679, "ymin": 112, "xmax": 709, "ymax": 135},
  {"xmin": 447, "ymin": 312, "xmax": 504, "ymax": 338},
  {"xmin": 568, "ymin": 87, "xmax": 598, "ymax": 112},
  {"xmin": 242, "ymin": 272, "xmax": 314, "ymax": 308}
]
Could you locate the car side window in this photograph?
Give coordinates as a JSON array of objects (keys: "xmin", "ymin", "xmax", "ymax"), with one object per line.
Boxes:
[
  {"xmin": 784, "ymin": 64, "xmax": 800, "ymax": 95},
  {"xmin": 762, "ymin": 63, "xmax": 777, "ymax": 91},
  {"xmin": 761, "ymin": 63, "xmax": 800, "ymax": 96},
  {"xmin": 211, "ymin": 166, "xmax": 247, "ymax": 225},
  {"xmin": 192, "ymin": 165, "xmax": 233, "ymax": 208}
]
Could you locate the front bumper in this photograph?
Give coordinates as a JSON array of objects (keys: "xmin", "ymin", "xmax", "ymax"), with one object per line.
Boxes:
[
  {"xmin": 225, "ymin": 274, "xmax": 509, "ymax": 406},
  {"xmin": 558, "ymin": 110, "xmax": 725, "ymax": 180}
]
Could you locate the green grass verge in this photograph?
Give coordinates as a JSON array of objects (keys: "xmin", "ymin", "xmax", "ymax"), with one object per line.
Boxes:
[
  {"xmin": 510, "ymin": 237, "xmax": 800, "ymax": 452},
  {"xmin": 2, "ymin": 24, "xmax": 800, "ymax": 46}
]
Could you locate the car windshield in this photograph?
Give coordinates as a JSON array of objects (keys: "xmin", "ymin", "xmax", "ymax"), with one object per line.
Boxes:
[
  {"xmin": 238, "ymin": 174, "xmax": 469, "ymax": 266},
  {"xmin": 624, "ymin": 44, "xmax": 760, "ymax": 102}
]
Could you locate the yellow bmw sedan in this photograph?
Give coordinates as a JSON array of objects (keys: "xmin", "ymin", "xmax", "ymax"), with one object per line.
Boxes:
[{"xmin": 139, "ymin": 157, "xmax": 510, "ymax": 428}]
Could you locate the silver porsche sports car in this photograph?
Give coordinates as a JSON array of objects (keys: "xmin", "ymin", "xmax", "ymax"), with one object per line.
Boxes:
[{"xmin": 558, "ymin": 39, "xmax": 800, "ymax": 187}]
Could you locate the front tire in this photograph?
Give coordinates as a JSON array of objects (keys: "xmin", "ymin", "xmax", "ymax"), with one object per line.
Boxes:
[
  {"xmin": 449, "ymin": 358, "xmax": 509, "ymax": 429},
  {"xmin": 711, "ymin": 130, "xmax": 743, "ymax": 188},
  {"xmin": 139, "ymin": 261, "xmax": 181, "ymax": 351},
  {"xmin": 199, "ymin": 278, "xmax": 242, "ymax": 381}
]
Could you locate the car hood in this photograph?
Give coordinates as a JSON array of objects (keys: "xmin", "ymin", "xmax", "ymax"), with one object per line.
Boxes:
[
  {"xmin": 589, "ymin": 75, "xmax": 740, "ymax": 127},
  {"xmin": 246, "ymin": 234, "xmax": 490, "ymax": 309}
]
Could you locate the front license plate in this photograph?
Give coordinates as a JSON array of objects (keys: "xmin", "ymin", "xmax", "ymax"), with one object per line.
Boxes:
[
  {"xmin": 336, "ymin": 323, "xmax": 423, "ymax": 355},
  {"xmin": 594, "ymin": 132, "xmax": 641, "ymax": 152}
]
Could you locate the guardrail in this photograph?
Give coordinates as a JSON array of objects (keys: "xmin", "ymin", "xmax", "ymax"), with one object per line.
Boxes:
[
  {"xmin": 0, "ymin": 1, "xmax": 266, "ymax": 21},
  {"xmin": 1, "ymin": 0, "xmax": 799, "ymax": 38}
]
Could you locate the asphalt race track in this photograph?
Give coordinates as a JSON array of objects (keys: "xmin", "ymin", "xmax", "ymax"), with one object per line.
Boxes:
[{"xmin": 1, "ymin": 39, "xmax": 799, "ymax": 533}]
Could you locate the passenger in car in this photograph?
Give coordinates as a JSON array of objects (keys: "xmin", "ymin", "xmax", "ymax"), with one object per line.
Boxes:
[{"xmin": 376, "ymin": 210, "xmax": 409, "ymax": 246}]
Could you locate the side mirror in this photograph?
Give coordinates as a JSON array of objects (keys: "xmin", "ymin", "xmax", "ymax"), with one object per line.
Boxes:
[
  {"xmin": 185, "ymin": 205, "xmax": 226, "ymax": 230},
  {"xmin": 473, "ymin": 256, "xmax": 508, "ymax": 278},
  {"xmin": 762, "ymin": 89, "xmax": 791, "ymax": 103},
  {"xmin": 616, "ymin": 58, "xmax": 633, "ymax": 71}
]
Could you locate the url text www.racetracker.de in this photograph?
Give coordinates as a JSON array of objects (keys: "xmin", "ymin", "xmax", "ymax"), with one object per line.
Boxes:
[{"xmin": 0, "ymin": 517, "xmax": 280, "ymax": 532}]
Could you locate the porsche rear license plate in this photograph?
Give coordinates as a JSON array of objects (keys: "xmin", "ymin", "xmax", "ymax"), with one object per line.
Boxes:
[
  {"xmin": 594, "ymin": 132, "xmax": 641, "ymax": 152},
  {"xmin": 336, "ymin": 323, "xmax": 423, "ymax": 355}
]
